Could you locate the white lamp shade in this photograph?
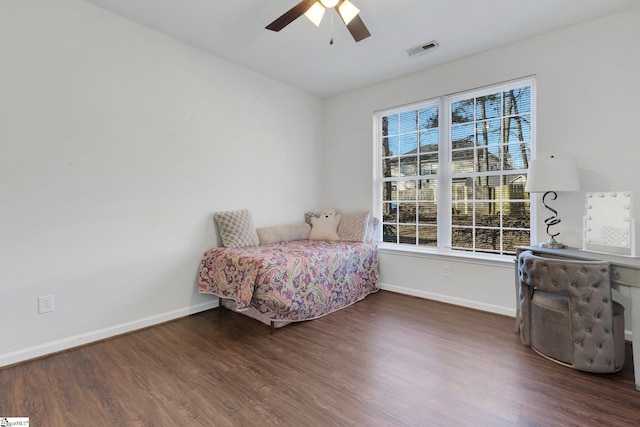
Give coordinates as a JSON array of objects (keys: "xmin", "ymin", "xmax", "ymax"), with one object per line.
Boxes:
[
  {"xmin": 525, "ymin": 157, "xmax": 580, "ymax": 193},
  {"xmin": 338, "ymin": 0, "xmax": 360, "ymax": 25},
  {"xmin": 305, "ymin": 2, "xmax": 325, "ymax": 27}
]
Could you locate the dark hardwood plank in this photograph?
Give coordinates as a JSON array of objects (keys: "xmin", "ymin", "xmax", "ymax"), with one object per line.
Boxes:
[{"xmin": 1, "ymin": 290, "xmax": 638, "ymax": 426}]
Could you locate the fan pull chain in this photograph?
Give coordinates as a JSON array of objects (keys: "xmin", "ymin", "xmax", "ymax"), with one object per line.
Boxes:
[{"xmin": 329, "ymin": 8, "xmax": 334, "ymax": 45}]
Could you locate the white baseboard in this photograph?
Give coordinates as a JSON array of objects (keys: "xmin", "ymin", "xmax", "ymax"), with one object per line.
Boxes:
[
  {"xmin": 0, "ymin": 299, "xmax": 219, "ymax": 368},
  {"xmin": 380, "ymin": 282, "xmax": 516, "ymax": 317}
]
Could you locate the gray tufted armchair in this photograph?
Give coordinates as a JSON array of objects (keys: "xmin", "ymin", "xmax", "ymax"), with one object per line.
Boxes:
[{"xmin": 517, "ymin": 250, "xmax": 625, "ymax": 373}]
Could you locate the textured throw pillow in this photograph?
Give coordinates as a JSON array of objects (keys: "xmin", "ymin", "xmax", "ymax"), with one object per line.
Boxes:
[
  {"xmin": 213, "ymin": 209, "xmax": 259, "ymax": 248},
  {"xmin": 337, "ymin": 210, "xmax": 371, "ymax": 242},
  {"xmin": 304, "ymin": 211, "xmax": 319, "ymax": 226},
  {"xmin": 256, "ymin": 222, "xmax": 311, "ymax": 245}
]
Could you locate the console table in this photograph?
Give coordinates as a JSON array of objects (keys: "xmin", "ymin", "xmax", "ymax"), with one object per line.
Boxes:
[{"xmin": 515, "ymin": 245, "xmax": 640, "ymax": 390}]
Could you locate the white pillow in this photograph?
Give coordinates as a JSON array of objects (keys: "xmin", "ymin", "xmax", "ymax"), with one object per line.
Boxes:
[
  {"xmin": 365, "ymin": 216, "xmax": 380, "ymax": 242},
  {"xmin": 256, "ymin": 222, "xmax": 311, "ymax": 245},
  {"xmin": 308, "ymin": 208, "xmax": 341, "ymax": 241}
]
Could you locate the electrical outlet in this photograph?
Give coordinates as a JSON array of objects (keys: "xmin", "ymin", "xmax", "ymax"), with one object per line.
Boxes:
[
  {"xmin": 38, "ymin": 295, "xmax": 54, "ymax": 314},
  {"xmin": 442, "ymin": 265, "xmax": 450, "ymax": 277}
]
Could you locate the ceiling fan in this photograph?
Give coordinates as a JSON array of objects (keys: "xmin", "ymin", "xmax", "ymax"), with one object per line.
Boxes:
[{"xmin": 266, "ymin": 0, "xmax": 371, "ymax": 43}]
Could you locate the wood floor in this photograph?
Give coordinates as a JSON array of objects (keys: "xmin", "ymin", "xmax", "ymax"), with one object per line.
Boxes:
[{"xmin": 1, "ymin": 290, "xmax": 639, "ymax": 426}]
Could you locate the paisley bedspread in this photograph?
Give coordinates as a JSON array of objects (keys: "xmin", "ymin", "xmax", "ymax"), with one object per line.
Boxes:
[{"xmin": 197, "ymin": 240, "xmax": 379, "ymax": 322}]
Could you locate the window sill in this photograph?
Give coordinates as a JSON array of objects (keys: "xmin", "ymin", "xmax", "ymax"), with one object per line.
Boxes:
[{"xmin": 377, "ymin": 242, "xmax": 515, "ymax": 268}]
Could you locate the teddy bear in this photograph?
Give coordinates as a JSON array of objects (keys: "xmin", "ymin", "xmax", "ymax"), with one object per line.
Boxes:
[{"xmin": 308, "ymin": 208, "xmax": 342, "ymax": 241}]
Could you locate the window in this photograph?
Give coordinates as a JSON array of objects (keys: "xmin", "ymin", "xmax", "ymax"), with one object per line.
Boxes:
[{"xmin": 375, "ymin": 77, "xmax": 535, "ymax": 256}]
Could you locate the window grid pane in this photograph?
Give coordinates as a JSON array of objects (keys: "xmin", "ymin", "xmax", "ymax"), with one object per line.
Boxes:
[
  {"xmin": 377, "ymin": 78, "xmax": 534, "ymax": 256},
  {"xmin": 380, "ymin": 102, "xmax": 440, "ymax": 247},
  {"xmin": 448, "ymin": 84, "xmax": 533, "ymax": 255}
]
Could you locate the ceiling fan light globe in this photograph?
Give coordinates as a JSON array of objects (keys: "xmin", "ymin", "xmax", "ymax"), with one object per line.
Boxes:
[
  {"xmin": 320, "ymin": 0, "xmax": 339, "ymax": 8},
  {"xmin": 338, "ymin": 0, "xmax": 360, "ymax": 25},
  {"xmin": 305, "ymin": 2, "xmax": 325, "ymax": 26}
]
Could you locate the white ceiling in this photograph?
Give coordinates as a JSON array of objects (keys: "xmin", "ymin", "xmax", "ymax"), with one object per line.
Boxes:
[{"xmin": 82, "ymin": 0, "xmax": 640, "ymax": 98}]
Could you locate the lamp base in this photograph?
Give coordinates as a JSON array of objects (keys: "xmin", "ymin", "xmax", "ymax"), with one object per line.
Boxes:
[{"xmin": 539, "ymin": 235, "xmax": 567, "ymax": 249}]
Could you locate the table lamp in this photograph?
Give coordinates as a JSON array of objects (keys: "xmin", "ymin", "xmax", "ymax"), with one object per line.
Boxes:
[{"xmin": 525, "ymin": 156, "xmax": 580, "ymax": 248}]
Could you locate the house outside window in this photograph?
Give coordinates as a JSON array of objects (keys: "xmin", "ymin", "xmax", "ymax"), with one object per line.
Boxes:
[{"xmin": 375, "ymin": 77, "xmax": 535, "ymax": 257}]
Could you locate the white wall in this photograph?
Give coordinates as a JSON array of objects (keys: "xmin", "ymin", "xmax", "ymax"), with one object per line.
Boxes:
[
  {"xmin": 321, "ymin": 8, "xmax": 640, "ymax": 316},
  {"xmin": 0, "ymin": 0, "xmax": 322, "ymax": 366},
  {"xmin": 3, "ymin": 1, "xmax": 639, "ymax": 368}
]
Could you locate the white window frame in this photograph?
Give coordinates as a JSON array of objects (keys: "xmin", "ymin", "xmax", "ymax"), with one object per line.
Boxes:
[{"xmin": 373, "ymin": 76, "xmax": 536, "ymax": 261}]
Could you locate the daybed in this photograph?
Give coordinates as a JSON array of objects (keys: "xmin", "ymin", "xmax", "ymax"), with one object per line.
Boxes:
[{"xmin": 197, "ymin": 209, "xmax": 379, "ymax": 328}]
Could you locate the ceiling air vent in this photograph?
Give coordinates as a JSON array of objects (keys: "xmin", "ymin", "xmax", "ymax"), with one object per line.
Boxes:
[{"xmin": 407, "ymin": 40, "xmax": 438, "ymax": 58}]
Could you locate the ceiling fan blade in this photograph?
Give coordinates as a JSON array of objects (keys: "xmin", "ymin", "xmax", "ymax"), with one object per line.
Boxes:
[
  {"xmin": 344, "ymin": 14, "xmax": 371, "ymax": 42},
  {"xmin": 266, "ymin": 0, "xmax": 318, "ymax": 32},
  {"xmin": 335, "ymin": 0, "xmax": 370, "ymax": 42}
]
